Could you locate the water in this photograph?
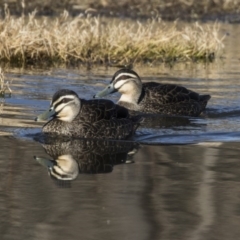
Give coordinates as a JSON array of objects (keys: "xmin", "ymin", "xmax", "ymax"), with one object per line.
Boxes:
[
  {"xmin": 1, "ymin": 22, "xmax": 240, "ymax": 240},
  {"xmin": 1, "ymin": 137, "xmax": 240, "ymax": 240}
]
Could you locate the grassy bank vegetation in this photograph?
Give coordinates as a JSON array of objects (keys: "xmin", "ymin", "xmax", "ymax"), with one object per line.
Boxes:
[{"xmin": 0, "ymin": 8, "xmax": 224, "ymax": 65}]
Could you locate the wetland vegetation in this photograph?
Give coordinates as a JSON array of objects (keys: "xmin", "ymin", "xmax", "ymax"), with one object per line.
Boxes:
[{"xmin": 0, "ymin": 1, "xmax": 229, "ymax": 66}]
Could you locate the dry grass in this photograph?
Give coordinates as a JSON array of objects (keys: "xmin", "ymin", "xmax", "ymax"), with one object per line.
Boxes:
[{"xmin": 0, "ymin": 8, "xmax": 224, "ymax": 65}]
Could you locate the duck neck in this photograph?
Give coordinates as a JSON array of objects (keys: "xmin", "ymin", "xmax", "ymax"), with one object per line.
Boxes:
[{"xmin": 118, "ymin": 86, "xmax": 142, "ymax": 106}]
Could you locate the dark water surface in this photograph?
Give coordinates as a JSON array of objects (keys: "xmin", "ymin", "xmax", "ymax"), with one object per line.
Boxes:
[
  {"xmin": 1, "ymin": 23, "xmax": 240, "ymax": 240},
  {"xmin": 1, "ymin": 137, "xmax": 240, "ymax": 240}
]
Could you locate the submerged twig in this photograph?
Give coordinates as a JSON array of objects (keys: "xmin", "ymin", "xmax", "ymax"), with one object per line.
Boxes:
[{"xmin": 0, "ymin": 68, "xmax": 12, "ymax": 98}]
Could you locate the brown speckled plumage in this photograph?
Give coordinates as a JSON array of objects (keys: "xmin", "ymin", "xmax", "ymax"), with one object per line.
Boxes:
[
  {"xmin": 95, "ymin": 69, "xmax": 211, "ymax": 117},
  {"xmin": 38, "ymin": 89, "xmax": 141, "ymax": 140},
  {"xmin": 119, "ymin": 82, "xmax": 210, "ymax": 116}
]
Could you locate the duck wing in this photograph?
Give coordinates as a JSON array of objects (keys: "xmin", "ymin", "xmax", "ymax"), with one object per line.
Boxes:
[
  {"xmin": 78, "ymin": 118, "xmax": 138, "ymax": 140},
  {"xmin": 143, "ymin": 83, "xmax": 210, "ymax": 105},
  {"xmin": 75, "ymin": 99, "xmax": 141, "ymax": 139},
  {"xmin": 79, "ymin": 99, "xmax": 129, "ymax": 123}
]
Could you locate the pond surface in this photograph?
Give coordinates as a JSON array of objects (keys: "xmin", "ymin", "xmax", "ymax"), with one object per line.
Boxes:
[{"xmin": 1, "ymin": 22, "xmax": 240, "ymax": 240}]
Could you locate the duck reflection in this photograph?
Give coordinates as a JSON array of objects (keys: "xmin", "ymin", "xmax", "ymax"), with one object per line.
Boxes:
[
  {"xmin": 34, "ymin": 138, "xmax": 139, "ymax": 183},
  {"xmin": 140, "ymin": 114, "xmax": 197, "ymax": 129}
]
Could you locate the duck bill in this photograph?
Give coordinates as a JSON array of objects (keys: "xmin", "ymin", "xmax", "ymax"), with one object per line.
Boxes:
[
  {"xmin": 94, "ymin": 83, "xmax": 116, "ymax": 98},
  {"xmin": 34, "ymin": 156, "xmax": 54, "ymax": 169},
  {"xmin": 35, "ymin": 107, "xmax": 56, "ymax": 121}
]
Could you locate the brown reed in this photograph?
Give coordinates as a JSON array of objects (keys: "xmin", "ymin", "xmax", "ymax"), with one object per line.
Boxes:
[{"xmin": 0, "ymin": 8, "xmax": 225, "ymax": 65}]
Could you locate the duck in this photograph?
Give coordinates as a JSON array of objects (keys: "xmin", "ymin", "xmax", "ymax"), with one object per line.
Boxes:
[
  {"xmin": 34, "ymin": 154, "xmax": 79, "ymax": 182},
  {"xmin": 34, "ymin": 138, "xmax": 138, "ymax": 182},
  {"xmin": 35, "ymin": 89, "xmax": 141, "ymax": 140},
  {"xmin": 94, "ymin": 68, "xmax": 211, "ymax": 117}
]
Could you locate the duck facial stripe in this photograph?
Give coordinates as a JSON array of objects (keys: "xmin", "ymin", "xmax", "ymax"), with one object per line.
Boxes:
[
  {"xmin": 50, "ymin": 166, "xmax": 70, "ymax": 180},
  {"xmin": 114, "ymin": 72, "xmax": 138, "ymax": 82},
  {"xmin": 55, "ymin": 100, "xmax": 72, "ymax": 114},
  {"xmin": 114, "ymin": 79, "xmax": 129, "ymax": 89},
  {"xmin": 113, "ymin": 73, "xmax": 138, "ymax": 89},
  {"xmin": 52, "ymin": 95, "xmax": 75, "ymax": 107}
]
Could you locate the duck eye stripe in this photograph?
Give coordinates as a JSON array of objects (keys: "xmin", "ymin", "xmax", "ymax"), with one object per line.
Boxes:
[
  {"xmin": 116, "ymin": 75, "xmax": 128, "ymax": 81},
  {"xmin": 53, "ymin": 94, "xmax": 75, "ymax": 105},
  {"xmin": 114, "ymin": 73, "xmax": 137, "ymax": 82},
  {"xmin": 54, "ymin": 98, "xmax": 73, "ymax": 109},
  {"xmin": 114, "ymin": 80, "xmax": 128, "ymax": 89}
]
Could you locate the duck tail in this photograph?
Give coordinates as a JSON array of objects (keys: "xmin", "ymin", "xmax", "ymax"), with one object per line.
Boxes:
[
  {"xmin": 200, "ymin": 94, "xmax": 211, "ymax": 102},
  {"xmin": 131, "ymin": 115, "xmax": 144, "ymax": 123},
  {"xmin": 199, "ymin": 94, "xmax": 211, "ymax": 110},
  {"xmin": 130, "ymin": 115, "xmax": 144, "ymax": 132}
]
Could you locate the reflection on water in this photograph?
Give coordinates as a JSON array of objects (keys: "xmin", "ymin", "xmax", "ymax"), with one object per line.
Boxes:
[
  {"xmin": 35, "ymin": 138, "xmax": 138, "ymax": 184},
  {"xmin": 1, "ymin": 137, "xmax": 240, "ymax": 240}
]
